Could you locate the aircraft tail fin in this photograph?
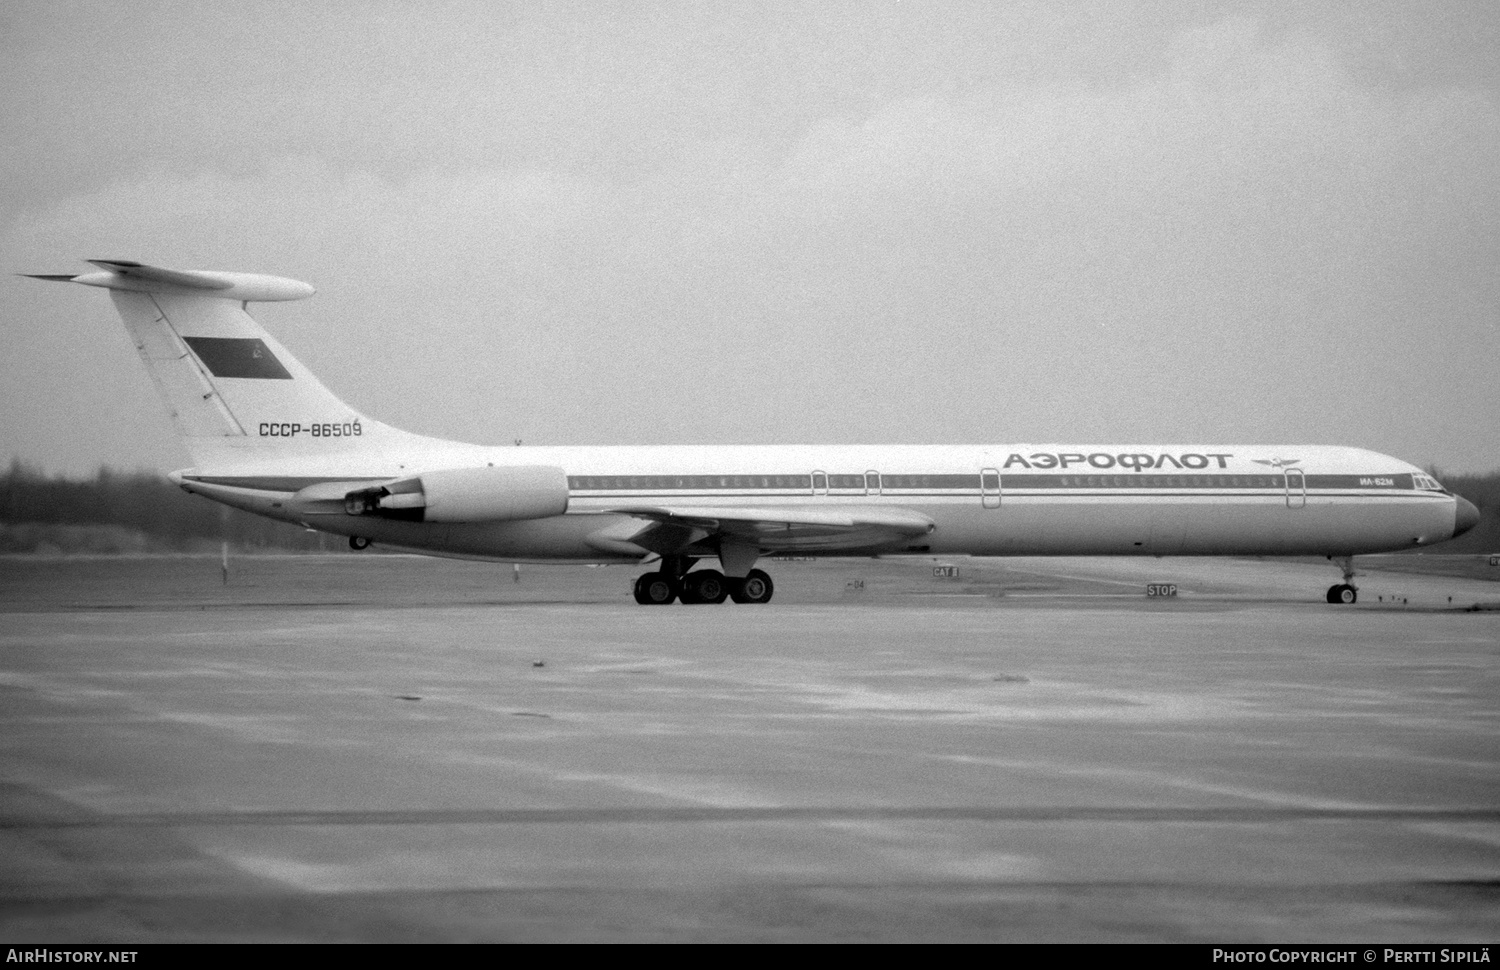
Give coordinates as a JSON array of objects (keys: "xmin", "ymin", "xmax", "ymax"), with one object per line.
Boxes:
[{"xmin": 29, "ymin": 261, "xmax": 411, "ymax": 472}]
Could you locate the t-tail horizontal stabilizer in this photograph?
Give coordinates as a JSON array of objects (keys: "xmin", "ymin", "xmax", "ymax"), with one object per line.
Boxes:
[{"xmin": 24, "ymin": 259, "xmax": 315, "ymax": 302}]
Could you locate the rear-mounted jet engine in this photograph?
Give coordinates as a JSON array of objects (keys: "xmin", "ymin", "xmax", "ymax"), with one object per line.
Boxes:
[{"xmin": 344, "ymin": 465, "xmax": 569, "ymax": 523}]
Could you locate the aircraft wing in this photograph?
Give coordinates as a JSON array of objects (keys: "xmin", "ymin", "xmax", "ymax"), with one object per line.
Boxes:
[{"xmin": 586, "ymin": 504, "xmax": 935, "ymax": 557}]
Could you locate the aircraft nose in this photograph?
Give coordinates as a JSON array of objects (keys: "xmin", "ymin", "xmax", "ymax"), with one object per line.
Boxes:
[{"xmin": 1453, "ymin": 496, "xmax": 1481, "ymax": 538}]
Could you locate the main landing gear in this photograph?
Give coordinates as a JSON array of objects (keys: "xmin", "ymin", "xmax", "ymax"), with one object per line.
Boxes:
[
  {"xmin": 632, "ymin": 557, "xmax": 774, "ymax": 605},
  {"xmin": 1325, "ymin": 555, "xmax": 1357, "ymax": 604}
]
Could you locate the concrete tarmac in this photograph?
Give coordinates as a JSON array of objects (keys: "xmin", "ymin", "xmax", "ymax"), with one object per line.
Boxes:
[{"xmin": 1, "ymin": 554, "xmax": 1497, "ymax": 942}]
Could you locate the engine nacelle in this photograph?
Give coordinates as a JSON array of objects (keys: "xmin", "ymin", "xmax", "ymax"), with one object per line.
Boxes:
[{"xmin": 344, "ymin": 465, "xmax": 569, "ymax": 523}]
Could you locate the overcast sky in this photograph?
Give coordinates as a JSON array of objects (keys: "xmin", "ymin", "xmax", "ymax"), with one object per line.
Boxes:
[{"xmin": 3, "ymin": 1, "xmax": 1497, "ymax": 477}]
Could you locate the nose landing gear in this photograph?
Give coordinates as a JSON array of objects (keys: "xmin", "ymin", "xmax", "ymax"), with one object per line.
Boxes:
[
  {"xmin": 1326, "ymin": 584, "xmax": 1357, "ymax": 604},
  {"xmin": 1325, "ymin": 556, "xmax": 1357, "ymax": 604}
]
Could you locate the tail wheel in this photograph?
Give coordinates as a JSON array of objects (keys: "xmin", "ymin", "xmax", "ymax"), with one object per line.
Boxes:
[
  {"xmin": 685, "ymin": 570, "xmax": 729, "ymax": 605},
  {"xmin": 636, "ymin": 572, "xmax": 677, "ymax": 605},
  {"xmin": 730, "ymin": 568, "xmax": 774, "ymax": 604},
  {"xmin": 349, "ymin": 536, "xmax": 371, "ymax": 551}
]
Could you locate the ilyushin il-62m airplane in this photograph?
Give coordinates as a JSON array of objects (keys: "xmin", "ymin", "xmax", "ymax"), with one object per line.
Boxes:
[{"xmin": 30, "ymin": 261, "xmax": 1480, "ymax": 606}]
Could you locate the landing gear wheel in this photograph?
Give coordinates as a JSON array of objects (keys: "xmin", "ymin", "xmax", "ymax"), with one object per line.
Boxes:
[
  {"xmin": 635, "ymin": 572, "xmax": 678, "ymax": 605},
  {"xmin": 684, "ymin": 570, "xmax": 729, "ymax": 605},
  {"xmin": 349, "ymin": 536, "xmax": 371, "ymax": 551},
  {"xmin": 1326, "ymin": 583, "xmax": 1357, "ymax": 604},
  {"xmin": 729, "ymin": 568, "xmax": 774, "ymax": 604}
]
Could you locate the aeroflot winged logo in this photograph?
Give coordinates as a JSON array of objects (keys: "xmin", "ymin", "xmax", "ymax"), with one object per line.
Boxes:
[{"xmin": 1251, "ymin": 458, "xmax": 1302, "ymax": 469}]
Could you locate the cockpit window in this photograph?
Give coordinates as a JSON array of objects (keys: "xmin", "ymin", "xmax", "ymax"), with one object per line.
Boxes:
[{"xmin": 1413, "ymin": 474, "xmax": 1445, "ymax": 491}]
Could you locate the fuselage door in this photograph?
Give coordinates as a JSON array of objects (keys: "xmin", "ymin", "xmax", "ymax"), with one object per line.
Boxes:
[
  {"xmin": 812, "ymin": 470, "xmax": 828, "ymax": 496},
  {"xmin": 865, "ymin": 470, "xmax": 881, "ymax": 496},
  {"xmin": 1285, "ymin": 468, "xmax": 1306, "ymax": 509},
  {"xmin": 981, "ymin": 467, "xmax": 1001, "ymax": 509}
]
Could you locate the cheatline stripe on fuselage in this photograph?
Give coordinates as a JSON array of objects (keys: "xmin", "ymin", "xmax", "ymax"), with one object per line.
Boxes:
[
  {"xmin": 568, "ymin": 473, "xmax": 1421, "ymax": 491},
  {"xmin": 187, "ymin": 472, "xmax": 1447, "ymax": 499}
]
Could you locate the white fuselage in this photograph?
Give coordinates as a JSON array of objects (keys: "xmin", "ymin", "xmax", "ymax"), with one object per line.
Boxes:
[{"xmin": 177, "ymin": 441, "xmax": 1461, "ymax": 563}]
